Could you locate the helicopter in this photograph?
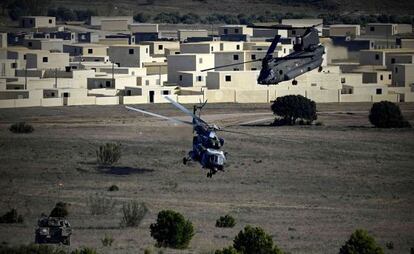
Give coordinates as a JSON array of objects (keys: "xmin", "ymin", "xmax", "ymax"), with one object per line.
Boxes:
[
  {"xmin": 201, "ymin": 24, "xmax": 325, "ymax": 85},
  {"xmin": 126, "ymin": 96, "xmax": 239, "ymax": 178}
]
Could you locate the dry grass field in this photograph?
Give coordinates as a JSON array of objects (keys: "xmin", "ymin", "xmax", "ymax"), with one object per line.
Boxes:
[{"xmin": 0, "ymin": 102, "xmax": 413, "ymax": 253}]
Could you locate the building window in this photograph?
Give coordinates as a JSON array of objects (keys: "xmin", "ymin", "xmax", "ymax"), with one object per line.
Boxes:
[
  {"xmin": 129, "ymin": 49, "xmax": 134, "ymax": 54},
  {"xmin": 23, "ymin": 54, "xmax": 26, "ymax": 60},
  {"xmin": 224, "ymin": 28, "xmax": 228, "ymax": 34},
  {"xmin": 395, "ymin": 67, "xmax": 398, "ymax": 73},
  {"xmin": 236, "ymin": 44, "xmax": 240, "ymax": 50},
  {"xmin": 341, "ymin": 77, "xmax": 346, "ymax": 83},
  {"xmin": 233, "ymin": 54, "xmax": 239, "ymax": 61},
  {"xmin": 211, "ymin": 46, "xmax": 213, "ymax": 52},
  {"xmin": 251, "ymin": 54, "xmax": 256, "ymax": 60},
  {"xmin": 257, "ymin": 48, "xmax": 262, "ymax": 51},
  {"xmin": 284, "ymin": 48, "xmax": 286, "ymax": 54},
  {"xmin": 197, "ymin": 76, "xmax": 202, "ymax": 82},
  {"xmin": 233, "ymin": 68, "xmax": 239, "ymax": 71},
  {"xmin": 43, "ymin": 57, "xmax": 48, "ymax": 62},
  {"xmin": 179, "ymin": 75, "xmax": 183, "ymax": 81},
  {"xmin": 145, "ymin": 80, "xmax": 150, "ymax": 86},
  {"xmin": 375, "ymin": 54, "xmax": 379, "ymax": 60},
  {"xmin": 376, "ymin": 88, "xmax": 382, "ymax": 95},
  {"xmin": 225, "ymin": 75, "xmax": 231, "ymax": 82},
  {"xmin": 49, "ymin": 19, "xmax": 52, "ymax": 24},
  {"xmin": 199, "ymin": 58, "xmax": 203, "ymax": 64},
  {"xmin": 88, "ymin": 48, "xmax": 93, "ymax": 54},
  {"xmin": 220, "ymin": 43, "xmax": 224, "ymax": 51},
  {"xmin": 389, "ymin": 74, "xmax": 392, "ymax": 79},
  {"xmin": 235, "ymin": 28, "xmax": 239, "ymax": 34},
  {"xmin": 380, "ymin": 75, "xmax": 383, "ymax": 80},
  {"xmin": 105, "ymin": 81, "xmax": 111, "ymax": 87},
  {"xmin": 311, "ymin": 83, "xmax": 317, "ymax": 87},
  {"xmin": 292, "ymin": 30, "xmax": 296, "ymax": 35},
  {"xmin": 28, "ymin": 42, "xmax": 32, "ymax": 47},
  {"xmin": 370, "ymin": 26, "xmax": 375, "ymax": 32},
  {"xmin": 391, "ymin": 58, "xmax": 395, "ymax": 64},
  {"xmin": 162, "ymin": 90, "xmax": 169, "ymax": 95},
  {"xmin": 146, "ymin": 48, "xmax": 149, "ymax": 53},
  {"xmin": 158, "ymin": 45, "xmax": 163, "ymax": 50},
  {"xmin": 11, "ymin": 63, "xmax": 17, "ymax": 68},
  {"xmin": 251, "ymin": 68, "xmax": 257, "ymax": 70}
]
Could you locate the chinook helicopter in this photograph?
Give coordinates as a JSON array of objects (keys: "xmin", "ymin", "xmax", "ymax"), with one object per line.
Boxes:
[
  {"xmin": 201, "ymin": 24, "xmax": 325, "ymax": 85},
  {"xmin": 126, "ymin": 96, "xmax": 240, "ymax": 178}
]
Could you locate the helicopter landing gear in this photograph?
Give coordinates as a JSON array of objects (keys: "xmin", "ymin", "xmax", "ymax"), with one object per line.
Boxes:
[
  {"xmin": 207, "ymin": 168, "xmax": 218, "ymax": 178},
  {"xmin": 292, "ymin": 80, "xmax": 298, "ymax": 86},
  {"xmin": 183, "ymin": 157, "xmax": 191, "ymax": 165},
  {"xmin": 318, "ymin": 66, "xmax": 323, "ymax": 72}
]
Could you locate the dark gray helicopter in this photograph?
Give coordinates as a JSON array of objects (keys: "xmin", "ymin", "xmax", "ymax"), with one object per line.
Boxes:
[
  {"xmin": 202, "ymin": 24, "xmax": 325, "ymax": 85},
  {"xmin": 126, "ymin": 96, "xmax": 244, "ymax": 178}
]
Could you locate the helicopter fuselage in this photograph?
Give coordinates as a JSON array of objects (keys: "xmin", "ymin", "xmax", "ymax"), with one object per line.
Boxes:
[{"xmin": 258, "ymin": 45, "xmax": 325, "ymax": 85}]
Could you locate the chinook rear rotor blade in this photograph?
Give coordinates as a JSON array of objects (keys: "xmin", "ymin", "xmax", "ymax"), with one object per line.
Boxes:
[
  {"xmin": 266, "ymin": 34, "xmax": 281, "ymax": 57},
  {"xmin": 125, "ymin": 106, "xmax": 193, "ymax": 126}
]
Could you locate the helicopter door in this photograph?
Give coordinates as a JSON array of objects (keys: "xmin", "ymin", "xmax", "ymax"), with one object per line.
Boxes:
[{"xmin": 149, "ymin": 91, "xmax": 154, "ymax": 103}]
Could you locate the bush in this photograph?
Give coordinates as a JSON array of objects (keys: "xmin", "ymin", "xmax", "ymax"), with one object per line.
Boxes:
[
  {"xmin": 339, "ymin": 229, "xmax": 384, "ymax": 254},
  {"xmin": 96, "ymin": 143, "xmax": 122, "ymax": 166},
  {"xmin": 121, "ymin": 200, "xmax": 148, "ymax": 227},
  {"xmin": 50, "ymin": 202, "xmax": 69, "ymax": 218},
  {"xmin": 369, "ymin": 101, "xmax": 411, "ymax": 128},
  {"xmin": 233, "ymin": 225, "xmax": 283, "ymax": 254},
  {"xmin": 271, "ymin": 95, "xmax": 317, "ymax": 125},
  {"xmin": 385, "ymin": 241, "xmax": 394, "ymax": 250},
  {"xmin": 150, "ymin": 210, "xmax": 194, "ymax": 249},
  {"xmin": 101, "ymin": 234, "xmax": 114, "ymax": 247},
  {"xmin": 108, "ymin": 184, "xmax": 119, "ymax": 191},
  {"xmin": 0, "ymin": 209, "xmax": 24, "ymax": 224},
  {"xmin": 0, "ymin": 244, "xmax": 65, "ymax": 254},
  {"xmin": 88, "ymin": 194, "xmax": 116, "ymax": 215},
  {"xmin": 215, "ymin": 214, "xmax": 236, "ymax": 228},
  {"xmin": 9, "ymin": 122, "xmax": 34, "ymax": 133},
  {"xmin": 215, "ymin": 246, "xmax": 240, "ymax": 254},
  {"xmin": 70, "ymin": 248, "xmax": 97, "ymax": 254}
]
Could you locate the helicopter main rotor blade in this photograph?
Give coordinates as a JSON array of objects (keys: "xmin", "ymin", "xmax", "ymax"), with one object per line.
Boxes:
[
  {"xmin": 125, "ymin": 106, "xmax": 193, "ymax": 126},
  {"xmin": 164, "ymin": 96, "xmax": 200, "ymax": 120},
  {"xmin": 266, "ymin": 34, "xmax": 281, "ymax": 57},
  {"xmin": 200, "ymin": 55, "xmax": 313, "ymax": 72}
]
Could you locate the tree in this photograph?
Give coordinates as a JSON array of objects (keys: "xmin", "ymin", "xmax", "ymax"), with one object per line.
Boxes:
[
  {"xmin": 50, "ymin": 202, "xmax": 69, "ymax": 218},
  {"xmin": 339, "ymin": 229, "xmax": 384, "ymax": 254},
  {"xmin": 271, "ymin": 95, "xmax": 317, "ymax": 125},
  {"xmin": 233, "ymin": 225, "xmax": 283, "ymax": 254},
  {"xmin": 150, "ymin": 210, "xmax": 194, "ymax": 249},
  {"xmin": 369, "ymin": 101, "xmax": 411, "ymax": 128},
  {"xmin": 215, "ymin": 246, "xmax": 240, "ymax": 254},
  {"xmin": 134, "ymin": 13, "xmax": 151, "ymax": 23}
]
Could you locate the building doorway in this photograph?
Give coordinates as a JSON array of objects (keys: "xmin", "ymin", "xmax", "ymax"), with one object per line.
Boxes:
[{"xmin": 149, "ymin": 91, "xmax": 154, "ymax": 103}]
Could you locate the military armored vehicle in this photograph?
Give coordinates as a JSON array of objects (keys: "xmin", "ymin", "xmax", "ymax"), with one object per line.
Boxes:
[{"xmin": 35, "ymin": 216, "xmax": 72, "ymax": 245}]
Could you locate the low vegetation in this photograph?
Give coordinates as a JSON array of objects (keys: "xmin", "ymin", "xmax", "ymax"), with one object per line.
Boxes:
[
  {"xmin": 216, "ymin": 225, "xmax": 284, "ymax": 254},
  {"xmin": 150, "ymin": 210, "xmax": 194, "ymax": 249},
  {"xmin": 271, "ymin": 95, "xmax": 317, "ymax": 126},
  {"xmin": 120, "ymin": 200, "xmax": 148, "ymax": 227},
  {"xmin": 339, "ymin": 229, "xmax": 384, "ymax": 254},
  {"xmin": 0, "ymin": 209, "xmax": 23, "ymax": 224},
  {"xmin": 101, "ymin": 234, "xmax": 114, "ymax": 247},
  {"xmin": 88, "ymin": 194, "xmax": 116, "ymax": 216},
  {"xmin": 96, "ymin": 143, "xmax": 122, "ymax": 166},
  {"xmin": 108, "ymin": 184, "xmax": 119, "ymax": 192},
  {"xmin": 369, "ymin": 101, "xmax": 411, "ymax": 128},
  {"xmin": 50, "ymin": 202, "xmax": 69, "ymax": 218},
  {"xmin": 9, "ymin": 122, "xmax": 34, "ymax": 134},
  {"xmin": 0, "ymin": 244, "xmax": 97, "ymax": 254},
  {"xmin": 215, "ymin": 214, "xmax": 236, "ymax": 228}
]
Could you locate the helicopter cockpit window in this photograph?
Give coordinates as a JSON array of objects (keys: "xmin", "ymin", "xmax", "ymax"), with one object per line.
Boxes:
[{"xmin": 279, "ymin": 70, "xmax": 283, "ymax": 75}]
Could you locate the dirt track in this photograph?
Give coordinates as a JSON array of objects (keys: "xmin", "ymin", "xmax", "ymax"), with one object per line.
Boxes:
[{"xmin": 0, "ymin": 103, "xmax": 413, "ymax": 253}]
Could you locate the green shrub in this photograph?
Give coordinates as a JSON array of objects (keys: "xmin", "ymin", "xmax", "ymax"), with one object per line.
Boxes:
[
  {"xmin": 369, "ymin": 101, "xmax": 411, "ymax": 128},
  {"xmin": 216, "ymin": 214, "xmax": 236, "ymax": 228},
  {"xmin": 271, "ymin": 95, "xmax": 317, "ymax": 125},
  {"xmin": 339, "ymin": 229, "xmax": 384, "ymax": 254},
  {"xmin": 96, "ymin": 143, "xmax": 122, "ymax": 166},
  {"xmin": 88, "ymin": 194, "xmax": 116, "ymax": 215},
  {"xmin": 0, "ymin": 244, "xmax": 65, "ymax": 254},
  {"xmin": 108, "ymin": 185, "xmax": 119, "ymax": 191},
  {"xmin": 121, "ymin": 201, "xmax": 148, "ymax": 227},
  {"xmin": 50, "ymin": 202, "xmax": 69, "ymax": 218},
  {"xmin": 0, "ymin": 209, "xmax": 23, "ymax": 224},
  {"xmin": 9, "ymin": 122, "xmax": 34, "ymax": 133},
  {"xmin": 70, "ymin": 248, "xmax": 97, "ymax": 254},
  {"xmin": 150, "ymin": 210, "xmax": 194, "ymax": 249},
  {"xmin": 233, "ymin": 225, "xmax": 283, "ymax": 254},
  {"xmin": 385, "ymin": 241, "xmax": 394, "ymax": 250},
  {"xmin": 215, "ymin": 246, "xmax": 240, "ymax": 254},
  {"xmin": 101, "ymin": 234, "xmax": 114, "ymax": 247}
]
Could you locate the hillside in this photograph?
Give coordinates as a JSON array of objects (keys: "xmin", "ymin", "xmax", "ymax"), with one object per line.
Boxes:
[{"xmin": 50, "ymin": 0, "xmax": 414, "ymax": 16}]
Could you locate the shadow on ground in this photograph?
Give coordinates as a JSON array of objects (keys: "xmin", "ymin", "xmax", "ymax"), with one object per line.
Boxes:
[{"xmin": 99, "ymin": 166, "xmax": 154, "ymax": 175}]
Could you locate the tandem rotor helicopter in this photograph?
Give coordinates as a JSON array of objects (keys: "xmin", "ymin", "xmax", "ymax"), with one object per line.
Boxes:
[
  {"xmin": 202, "ymin": 23, "xmax": 325, "ymax": 85},
  {"xmin": 126, "ymin": 96, "xmax": 245, "ymax": 178}
]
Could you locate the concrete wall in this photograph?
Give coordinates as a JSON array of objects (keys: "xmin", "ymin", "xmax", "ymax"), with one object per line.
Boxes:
[
  {"xmin": 236, "ymin": 90, "xmax": 268, "ymax": 103},
  {"xmin": 329, "ymin": 25, "xmax": 361, "ymax": 37},
  {"xmin": 130, "ymin": 24, "xmax": 158, "ymax": 33},
  {"xmin": 67, "ymin": 96, "xmax": 96, "ymax": 106},
  {"xmin": 108, "ymin": 45, "xmax": 151, "ymax": 67},
  {"xmin": 177, "ymin": 94, "xmax": 204, "ymax": 104},
  {"xmin": 20, "ymin": 16, "xmax": 55, "ymax": 28},
  {"xmin": 101, "ymin": 20, "xmax": 129, "ymax": 31},
  {"xmin": 95, "ymin": 96, "xmax": 119, "ymax": 105},
  {"xmin": 205, "ymin": 89, "xmax": 235, "ymax": 103},
  {"xmin": 178, "ymin": 30, "xmax": 208, "ymax": 42}
]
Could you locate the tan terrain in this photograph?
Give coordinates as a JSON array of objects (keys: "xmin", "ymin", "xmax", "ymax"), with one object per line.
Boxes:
[{"xmin": 0, "ymin": 102, "xmax": 413, "ymax": 253}]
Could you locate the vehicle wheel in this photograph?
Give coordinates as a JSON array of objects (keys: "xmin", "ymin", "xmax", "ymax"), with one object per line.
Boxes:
[
  {"xmin": 183, "ymin": 157, "xmax": 187, "ymax": 165},
  {"xmin": 318, "ymin": 66, "xmax": 323, "ymax": 72},
  {"xmin": 63, "ymin": 236, "xmax": 70, "ymax": 246},
  {"xmin": 207, "ymin": 172, "xmax": 212, "ymax": 178},
  {"xmin": 292, "ymin": 80, "xmax": 298, "ymax": 85}
]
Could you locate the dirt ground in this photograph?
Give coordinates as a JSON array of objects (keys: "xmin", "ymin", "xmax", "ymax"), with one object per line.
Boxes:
[{"xmin": 0, "ymin": 102, "xmax": 413, "ymax": 254}]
